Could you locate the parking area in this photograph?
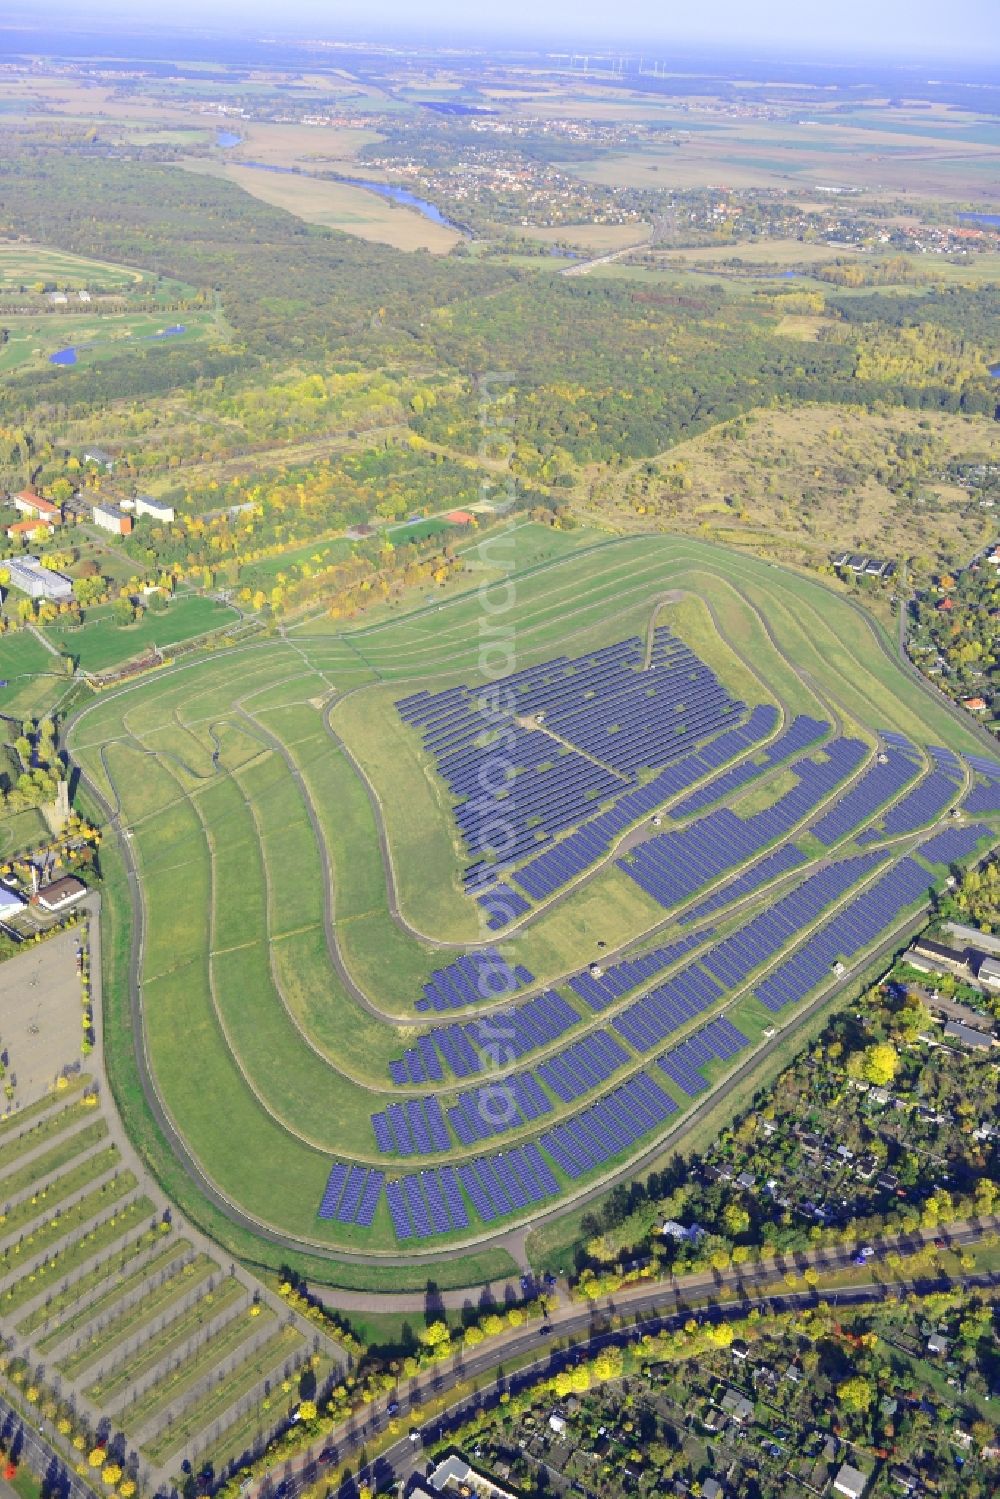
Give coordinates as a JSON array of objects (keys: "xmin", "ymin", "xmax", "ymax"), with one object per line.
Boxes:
[{"xmin": 0, "ymin": 925, "xmax": 84, "ymax": 1105}]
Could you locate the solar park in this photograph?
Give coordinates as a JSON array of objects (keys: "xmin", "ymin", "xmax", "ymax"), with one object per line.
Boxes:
[{"xmin": 65, "ymin": 532, "xmax": 1000, "ymax": 1279}]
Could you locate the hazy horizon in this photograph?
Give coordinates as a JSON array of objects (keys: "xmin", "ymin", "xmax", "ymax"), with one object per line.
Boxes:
[{"xmin": 3, "ymin": 1, "xmax": 1000, "ymax": 65}]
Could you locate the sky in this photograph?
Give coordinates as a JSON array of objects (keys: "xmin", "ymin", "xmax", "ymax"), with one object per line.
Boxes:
[{"xmin": 9, "ymin": 0, "xmax": 1000, "ymax": 62}]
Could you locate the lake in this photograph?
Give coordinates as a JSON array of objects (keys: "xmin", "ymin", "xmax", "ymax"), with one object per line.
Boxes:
[
  {"xmin": 958, "ymin": 212, "xmax": 1000, "ymax": 227},
  {"xmin": 216, "ymin": 129, "xmax": 242, "ymax": 148}
]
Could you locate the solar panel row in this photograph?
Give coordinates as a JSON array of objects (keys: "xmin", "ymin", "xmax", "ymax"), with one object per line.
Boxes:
[
  {"xmin": 386, "ymin": 1163, "xmax": 470, "ymax": 1241},
  {"xmin": 917, "ymin": 823, "xmax": 992, "ymax": 867},
  {"xmin": 512, "ymin": 704, "xmax": 780, "ymax": 902},
  {"xmin": 681, "ymin": 843, "xmax": 805, "ymax": 925},
  {"xmin": 536, "ymin": 1028, "xmax": 630, "ymax": 1103},
  {"xmin": 619, "ymin": 737, "xmax": 867, "ymax": 910},
  {"xmin": 540, "ymin": 1071, "xmax": 677, "ymax": 1180},
  {"xmin": 477, "ymin": 884, "xmax": 532, "ymax": 929},
  {"xmin": 865, "ymin": 770, "xmax": 961, "ymax": 840},
  {"xmin": 657, "ymin": 1015, "xmax": 749, "ymax": 1097},
  {"xmin": 672, "ymin": 714, "xmax": 830, "ymax": 818},
  {"xmin": 370, "ymin": 1095, "xmax": 452, "ymax": 1156},
  {"xmin": 753, "ymin": 856, "xmax": 932, "ymax": 1014},
  {"xmin": 569, "ymin": 933, "xmax": 706, "ymax": 1012},
  {"xmin": 447, "ymin": 1071, "xmax": 552, "ymax": 1145},
  {"xmin": 701, "ymin": 850, "xmax": 887, "ymax": 992},
  {"xmin": 417, "ymin": 950, "xmax": 535, "ymax": 1013},
  {"xmin": 810, "ymin": 744, "xmax": 919, "ymax": 846},
  {"xmin": 317, "ymin": 1161, "xmax": 384, "ymax": 1225}
]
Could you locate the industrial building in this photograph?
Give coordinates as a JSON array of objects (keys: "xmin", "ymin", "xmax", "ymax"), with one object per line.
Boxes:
[{"xmin": 2, "ymin": 555, "xmax": 74, "ymax": 601}]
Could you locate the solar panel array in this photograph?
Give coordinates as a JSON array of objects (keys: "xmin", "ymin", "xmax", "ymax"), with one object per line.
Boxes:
[
  {"xmin": 416, "ymin": 950, "xmax": 535, "ymax": 1013},
  {"xmin": 753, "ymin": 856, "xmax": 932, "ymax": 1014},
  {"xmin": 568, "ymin": 933, "xmax": 706, "ymax": 1012},
  {"xmin": 466, "ymin": 989, "xmax": 580, "ymax": 1064},
  {"xmin": 386, "ymin": 1163, "xmax": 471, "ymax": 1241},
  {"xmin": 870, "ymin": 766, "xmax": 961, "ymax": 839},
  {"xmin": 963, "ymin": 753, "xmax": 1000, "ymax": 815},
  {"xmin": 540, "ymin": 1071, "xmax": 677, "ymax": 1179},
  {"xmin": 618, "ymin": 737, "xmax": 867, "ymax": 910},
  {"xmin": 317, "ymin": 1161, "xmax": 384, "ymax": 1225},
  {"xmin": 657, "ymin": 1016, "xmax": 749, "ymax": 1097},
  {"xmin": 810, "ymin": 744, "xmax": 920, "ymax": 846},
  {"xmin": 681, "ymin": 843, "xmax": 805, "ymax": 924},
  {"xmin": 396, "ymin": 632, "xmax": 752, "ymax": 899},
  {"xmin": 671, "ymin": 714, "xmax": 830, "ymax": 817},
  {"xmin": 370, "ymin": 1096, "xmax": 452, "ymax": 1157},
  {"xmin": 448, "ymin": 1071, "xmax": 552, "ymax": 1145},
  {"xmin": 918, "ymin": 823, "xmax": 992, "ymax": 866},
  {"xmin": 537, "ymin": 1029, "xmax": 630, "ymax": 1102},
  {"xmin": 456, "ymin": 1143, "xmax": 561, "ymax": 1224},
  {"xmin": 387, "ymin": 1033, "xmax": 446, "ymax": 1087},
  {"xmin": 511, "ymin": 704, "xmax": 780, "ymax": 902},
  {"xmin": 701, "ymin": 850, "xmax": 887, "ymax": 992},
  {"xmin": 612, "ymin": 961, "xmax": 724, "ymax": 1053},
  {"xmin": 477, "ymin": 884, "xmax": 532, "ymax": 930}
]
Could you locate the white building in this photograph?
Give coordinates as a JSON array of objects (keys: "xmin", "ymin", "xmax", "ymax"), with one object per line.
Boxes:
[
  {"xmin": 3, "ymin": 555, "xmax": 74, "ymax": 601},
  {"xmin": 834, "ymin": 1464, "xmax": 869, "ymax": 1499},
  {"xmin": 133, "ymin": 494, "xmax": 175, "ymax": 524}
]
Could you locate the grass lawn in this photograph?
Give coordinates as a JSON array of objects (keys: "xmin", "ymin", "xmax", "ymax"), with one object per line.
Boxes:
[
  {"xmin": 45, "ymin": 594, "xmax": 238, "ymax": 672},
  {"xmin": 0, "ymin": 630, "xmax": 64, "ymax": 715}
]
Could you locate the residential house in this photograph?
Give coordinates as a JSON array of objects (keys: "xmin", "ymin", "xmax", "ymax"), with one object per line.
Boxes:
[{"xmin": 833, "ymin": 1464, "xmax": 869, "ymax": 1499}]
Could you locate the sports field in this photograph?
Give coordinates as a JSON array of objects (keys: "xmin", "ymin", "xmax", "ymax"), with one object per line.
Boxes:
[{"xmin": 65, "ymin": 530, "xmax": 1000, "ymax": 1283}]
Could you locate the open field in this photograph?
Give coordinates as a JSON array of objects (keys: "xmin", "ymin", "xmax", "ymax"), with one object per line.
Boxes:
[
  {"xmin": 179, "ymin": 160, "xmax": 462, "ymax": 253},
  {"xmin": 0, "ymin": 243, "xmax": 147, "ymax": 290},
  {"xmin": 63, "ymin": 533, "xmax": 1000, "ymax": 1283},
  {"xmin": 587, "ymin": 403, "xmax": 1000, "ymax": 580},
  {"xmin": 43, "ymin": 594, "xmax": 240, "ymax": 673}
]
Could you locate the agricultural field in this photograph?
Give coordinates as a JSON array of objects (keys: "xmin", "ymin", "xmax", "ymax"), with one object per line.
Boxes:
[
  {"xmin": 0, "ymin": 934, "xmax": 345, "ymax": 1496},
  {"xmin": 63, "ymin": 534, "xmax": 1000, "ymax": 1284},
  {"xmin": 0, "ymin": 244, "xmax": 146, "ymax": 292},
  {"xmin": 179, "ymin": 160, "xmax": 462, "ymax": 253}
]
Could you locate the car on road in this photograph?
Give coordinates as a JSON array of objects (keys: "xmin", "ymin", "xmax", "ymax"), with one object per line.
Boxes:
[
  {"xmin": 318, "ymin": 1447, "xmax": 338, "ymax": 1465},
  {"xmin": 387, "ymin": 1401, "xmax": 399, "ymax": 1416},
  {"xmin": 409, "ymin": 1429, "xmax": 422, "ymax": 1445}
]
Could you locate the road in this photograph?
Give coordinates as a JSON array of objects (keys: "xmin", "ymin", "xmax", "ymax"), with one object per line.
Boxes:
[
  {"xmin": 249, "ymin": 1217, "xmax": 998, "ymax": 1499},
  {"xmin": 0, "ymin": 1392, "xmax": 98, "ymax": 1499}
]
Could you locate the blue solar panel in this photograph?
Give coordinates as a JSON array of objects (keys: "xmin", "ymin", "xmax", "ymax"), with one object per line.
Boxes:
[
  {"xmin": 618, "ymin": 737, "xmax": 866, "ymax": 912},
  {"xmin": 919, "ymin": 823, "xmax": 992, "ymax": 866}
]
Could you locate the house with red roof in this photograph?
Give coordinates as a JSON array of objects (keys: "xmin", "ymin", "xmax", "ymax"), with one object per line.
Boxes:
[{"xmin": 13, "ymin": 490, "xmax": 62, "ymax": 524}]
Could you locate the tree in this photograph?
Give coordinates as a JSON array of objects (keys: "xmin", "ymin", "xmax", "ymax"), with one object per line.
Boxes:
[
  {"xmin": 722, "ymin": 1203, "xmax": 750, "ymax": 1237},
  {"xmin": 837, "ymin": 1375, "xmax": 875, "ymax": 1414},
  {"xmin": 848, "ymin": 1041, "xmax": 899, "ymax": 1087}
]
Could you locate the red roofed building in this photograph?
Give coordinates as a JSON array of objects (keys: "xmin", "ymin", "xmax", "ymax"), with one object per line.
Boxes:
[
  {"xmin": 962, "ymin": 696, "xmax": 988, "ymax": 713},
  {"xmin": 6, "ymin": 518, "xmax": 54, "ymax": 541},
  {"xmin": 936, "ymin": 597, "xmax": 954, "ymax": 612},
  {"xmin": 13, "ymin": 490, "xmax": 62, "ymax": 523}
]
